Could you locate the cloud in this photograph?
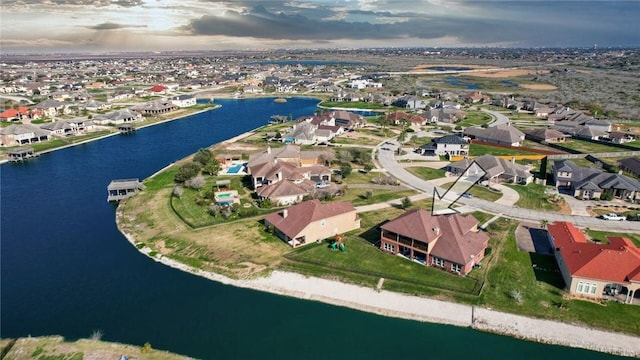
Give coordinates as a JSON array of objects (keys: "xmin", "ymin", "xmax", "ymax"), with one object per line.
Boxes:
[
  {"xmin": 2, "ymin": 0, "xmax": 143, "ymax": 8},
  {"xmin": 86, "ymin": 22, "xmax": 148, "ymax": 30}
]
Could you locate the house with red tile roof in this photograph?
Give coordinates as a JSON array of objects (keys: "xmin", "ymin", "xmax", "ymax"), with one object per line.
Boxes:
[
  {"xmin": 148, "ymin": 85, "xmax": 168, "ymax": 94},
  {"xmin": 547, "ymin": 221, "xmax": 640, "ymax": 304},
  {"xmin": 264, "ymin": 200, "xmax": 360, "ymax": 247},
  {"xmin": 380, "ymin": 210, "xmax": 488, "ymax": 275}
]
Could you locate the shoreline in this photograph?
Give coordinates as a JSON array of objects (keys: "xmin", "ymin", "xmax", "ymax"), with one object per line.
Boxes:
[
  {"xmin": 0, "ymin": 105, "xmax": 220, "ymax": 165},
  {"xmin": 115, "ymin": 205, "xmax": 640, "ymax": 357}
]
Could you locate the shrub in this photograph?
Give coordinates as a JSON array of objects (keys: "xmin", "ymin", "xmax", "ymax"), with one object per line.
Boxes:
[
  {"xmin": 193, "ymin": 148, "xmax": 213, "ymax": 167},
  {"xmin": 172, "ymin": 186, "xmax": 184, "ymax": 198},
  {"xmin": 401, "ymin": 196, "xmax": 412, "ymax": 209},
  {"xmin": 175, "ymin": 162, "xmax": 201, "ymax": 182},
  {"xmin": 189, "ymin": 175, "xmax": 206, "ymax": 190}
]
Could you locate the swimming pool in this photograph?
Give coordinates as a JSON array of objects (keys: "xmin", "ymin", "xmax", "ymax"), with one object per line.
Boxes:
[{"xmin": 227, "ymin": 162, "xmax": 246, "ymax": 174}]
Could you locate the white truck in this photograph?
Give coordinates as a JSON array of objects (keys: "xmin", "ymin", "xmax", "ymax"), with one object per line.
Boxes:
[{"xmin": 600, "ymin": 213, "xmax": 626, "ymax": 221}]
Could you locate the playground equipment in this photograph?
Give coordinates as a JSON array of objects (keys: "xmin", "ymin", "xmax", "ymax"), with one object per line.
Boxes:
[{"xmin": 330, "ymin": 234, "xmax": 346, "ymax": 252}]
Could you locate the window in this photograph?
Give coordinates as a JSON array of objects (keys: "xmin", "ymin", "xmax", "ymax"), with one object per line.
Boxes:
[
  {"xmin": 432, "ymin": 256, "xmax": 445, "ymax": 267},
  {"xmin": 576, "ymin": 281, "xmax": 598, "ymax": 295},
  {"xmin": 451, "ymin": 263, "xmax": 462, "ymax": 273},
  {"xmin": 383, "ymin": 243, "xmax": 395, "ymax": 252}
]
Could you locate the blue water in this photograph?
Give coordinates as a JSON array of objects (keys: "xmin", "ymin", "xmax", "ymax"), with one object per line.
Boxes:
[
  {"xmin": 226, "ymin": 162, "xmax": 246, "ymax": 174},
  {"xmin": 426, "ymin": 66, "xmax": 473, "ymax": 71},
  {"xmin": 0, "ymin": 98, "xmax": 629, "ymax": 359}
]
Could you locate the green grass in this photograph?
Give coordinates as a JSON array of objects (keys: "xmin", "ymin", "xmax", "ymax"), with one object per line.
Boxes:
[
  {"xmin": 144, "ymin": 167, "xmax": 179, "ymax": 190},
  {"xmin": 506, "ymin": 183, "xmax": 561, "ymax": 211},
  {"xmin": 560, "ymin": 139, "xmax": 632, "ymax": 154},
  {"xmin": 457, "ymin": 111, "xmax": 492, "ymax": 128},
  {"xmin": 405, "ymin": 166, "xmax": 446, "ymax": 180},
  {"xmin": 440, "ymin": 182, "xmax": 503, "ymax": 202},
  {"xmin": 342, "ymin": 189, "xmax": 418, "ymax": 206},
  {"xmin": 470, "ymin": 143, "xmax": 538, "ymax": 157},
  {"xmin": 3, "ymin": 131, "xmax": 114, "ymax": 154},
  {"xmin": 477, "ymin": 219, "xmax": 640, "ymax": 336},
  {"xmin": 586, "ymin": 229, "xmax": 640, "ymax": 247},
  {"xmin": 319, "ymin": 101, "xmax": 391, "ymax": 110}
]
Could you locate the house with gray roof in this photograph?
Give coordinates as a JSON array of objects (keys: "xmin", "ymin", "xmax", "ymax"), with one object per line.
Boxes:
[
  {"xmin": 447, "ymin": 154, "xmax": 533, "ymax": 185},
  {"xmin": 463, "ymin": 124, "xmax": 525, "ymax": 147},
  {"xmin": 0, "ymin": 124, "xmax": 51, "ymax": 147},
  {"xmin": 93, "ymin": 109, "xmax": 142, "ymax": 125},
  {"xmin": 618, "ymin": 158, "xmax": 640, "ymax": 178},
  {"xmin": 524, "ymin": 128, "xmax": 566, "ymax": 143},
  {"xmin": 552, "ymin": 159, "xmax": 640, "ymax": 200},
  {"xmin": 41, "ymin": 118, "xmax": 94, "ymax": 136},
  {"xmin": 417, "ymin": 135, "xmax": 469, "ymax": 157}
]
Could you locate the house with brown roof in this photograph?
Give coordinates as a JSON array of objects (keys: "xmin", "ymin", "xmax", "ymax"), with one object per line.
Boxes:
[
  {"xmin": 547, "ymin": 221, "xmax": 640, "ymax": 304},
  {"xmin": 247, "ymin": 145, "xmax": 330, "ymax": 189},
  {"xmin": 524, "ymin": 128, "xmax": 566, "ymax": 143},
  {"xmin": 380, "ymin": 210, "xmax": 488, "ymax": 275},
  {"xmin": 447, "ymin": 155, "xmax": 533, "ymax": 185},
  {"xmin": 264, "ymin": 200, "xmax": 360, "ymax": 247}
]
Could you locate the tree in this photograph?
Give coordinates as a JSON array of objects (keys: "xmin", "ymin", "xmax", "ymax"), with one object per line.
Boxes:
[
  {"xmin": 189, "ymin": 175, "xmax": 206, "ymax": 189},
  {"xmin": 363, "ymin": 163, "xmax": 373, "ymax": 172},
  {"xmin": 175, "ymin": 162, "xmax": 201, "ymax": 182},
  {"xmin": 193, "ymin": 148, "xmax": 213, "ymax": 167},
  {"xmin": 173, "ymin": 186, "xmax": 184, "ymax": 198},
  {"xmin": 202, "ymin": 158, "xmax": 221, "ymax": 176},
  {"xmin": 401, "ymin": 196, "xmax": 412, "ymax": 209},
  {"xmin": 340, "ymin": 162, "xmax": 352, "ymax": 178}
]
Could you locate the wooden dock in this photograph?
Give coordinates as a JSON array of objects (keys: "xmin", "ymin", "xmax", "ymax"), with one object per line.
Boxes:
[{"xmin": 117, "ymin": 124, "xmax": 136, "ymax": 134}]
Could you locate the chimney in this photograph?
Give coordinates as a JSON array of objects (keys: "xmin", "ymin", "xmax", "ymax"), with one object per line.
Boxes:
[{"xmin": 282, "ymin": 209, "xmax": 288, "ymax": 218}]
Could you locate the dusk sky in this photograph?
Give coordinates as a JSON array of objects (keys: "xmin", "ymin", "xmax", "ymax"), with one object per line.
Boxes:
[{"xmin": 1, "ymin": 0, "xmax": 639, "ymax": 53}]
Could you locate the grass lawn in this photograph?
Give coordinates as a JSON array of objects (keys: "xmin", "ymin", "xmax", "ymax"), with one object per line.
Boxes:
[
  {"xmin": 342, "ymin": 189, "xmax": 418, "ymax": 206},
  {"xmin": 478, "ymin": 219, "xmax": 640, "ymax": 336},
  {"xmin": 469, "ymin": 143, "xmax": 538, "ymax": 157},
  {"xmin": 405, "ymin": 166, "xmax": 446, "ymax": 180},
  {"xmin": 506, "ymin": 183, "xmax": 561, "ymax": 211},
  {"xmin": 440, "ymin": 182, "xmax": 503, "ymax": 202},
  {"xmin": 586, "ymin": 228, "xmax": 640, "ymax": 247},
  {"xmin": 285, "ymin": 209, "xmax": 482, "ymax": 296},
  {"xmin": 457, "ymin": 111, "xmax": 492, "ymax": 128},
  {"xmin": 560, "ymin": 139, "xmax": 632, "ymax": 154}
]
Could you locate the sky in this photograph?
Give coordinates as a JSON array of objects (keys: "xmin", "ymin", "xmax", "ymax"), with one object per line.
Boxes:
[{"xmin": 1, "ymin": 0, "xmax": 639, "ymax": 53}]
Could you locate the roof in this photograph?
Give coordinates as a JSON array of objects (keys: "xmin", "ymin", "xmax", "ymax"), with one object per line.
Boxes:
[
  {"xmin": 463, "ymin": 124, "xmax": 524, "ymax": 144},
  {"xmin": 256, "ymin": 179, "xmax": 314, "ymax": 199},
  {"xmin": 0, "ymin": 123, "xmax": 50, "ymax": 137},
  {"xmin": 381, "ymin": 209, "xmax": 488, "ymax": 265},
  {"xmin": 433, "ymin": 135, "xmax": 468, "ymax": 145},
  {"xmin": 524, "ymin": 128, "xmax": 565, "ymax": 141},
  {"xmin": 618, "ymin": 157, "xmax": 640, "ymax": 174},
  {"xmin": 547, "ymin": 221, "xmax": 640, "ymax": 283},
  {"xmin": 264, "ymin": 200, "xmax": 357, "ymax": 239},
  {"xmin": 449, "ymin": 155, "xmax": 532, "ymax": 180}
]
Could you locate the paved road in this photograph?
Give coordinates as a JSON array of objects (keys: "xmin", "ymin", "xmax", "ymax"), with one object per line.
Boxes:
[
  {"xmin": 482, "ymin": 109, "xmax": 511, "ymax": 126},
  {"xmin": 0, "ymin": 94, "xmax": 34, "ymax": 104},
  {"xmin": 375, "ymin": 142, "xmax": 640, "ymax": 233}
]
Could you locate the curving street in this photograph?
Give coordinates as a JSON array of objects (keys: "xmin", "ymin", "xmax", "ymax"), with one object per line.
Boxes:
[{"xmin": 374, "ymin": 141, "xmax": 640, "ymax": 233}]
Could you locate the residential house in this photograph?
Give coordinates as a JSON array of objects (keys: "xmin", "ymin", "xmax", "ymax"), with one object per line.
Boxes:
[
  {"xmin": 171, "ymin": 94, "xmax": 197, "ymax": 108},
  {"xmin": 417, "ymin": 135, "xmax": 469, "ymax": 157},
  {"xmin": 247, "ymin": 145, "xmax": 330, "ymax": 189},
  {"xmin": 148, "ymin": 85, "xmax": 168, "ymax": 94},
  {"xmin": 380, "ymin": 210, "xmax": 488, "ymax": 275},
  {"xmin": 0, "ymin": 124, "xmax": 51, "ymax": 147},
  {"xmin": 132, "ymin": 100, "xmax": 177, "ymax": 115},
  {"xmin": 83, "ymin": 100, "xmax": 111, "ymax": 111},
  {"xmin": 618, "ymin": 158, "xmax": 640, "ymax": 178},
  {"xmin": 34, "ymin": 99, "xmax": 67, "ymax": 118},
  {"xmin": 463, "ymin": 124, "xmax": 525, "ymax": 147},
  {"xmin": 607, "ymin": 131, "xmax": 635, "ymax": 144},
  {"xmin": 448, "ymin": 155, "xmax": 534, "ymax": 184},
  {"xmin": 93, "ymin": 109, "xmax": 142, "ymax": 125},
  {"xmin": 429, "ymin": 108, "xmax": 466, "ymax": 124},
  {"xmin": 547, "ymin": 221, "xmax": 640, "ymax": 304},
  {"xmin": 283, "ymin": 121, "xmax": 317, "ymax": 145},
  {"xmin": 524, "ymin": 128, "xmax": 566, "ymax": 143},
  {"xmin": 392, "ymin": 95, "xmax": 428, "ymax": 109},
  {"xmin": 385, "ymin": 111, "xmax": 426, "ymax": 127},
  {"xmin": 552, "ymin": 159, "xmax": 640, "ymax": 200},
  {"xmin": 332, "ymin": 110, "xmax": 365, "ymax": 129},
  {"xmin": 264, "ymin": 200, "xmax": 360, "ymax": 247},
  {"xmin": 0, "ymin": 106, "xmax": 30, "ymax": 122},
  {"xmin": 41, "ymin": 118, "xmax": 94, "ymax": 136},
  {"xmin": 462, "ymin": 91, "xmax": 490, "ymax": 104}
]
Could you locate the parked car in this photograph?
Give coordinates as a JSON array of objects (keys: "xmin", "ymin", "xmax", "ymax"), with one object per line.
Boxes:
[
  {"xmin": 600, "ymin": 213, "xmax": 626, "ymax": 221},
  {"xmin": 462, "ymin": 192, "xmax": 473, "ymax": 199}
]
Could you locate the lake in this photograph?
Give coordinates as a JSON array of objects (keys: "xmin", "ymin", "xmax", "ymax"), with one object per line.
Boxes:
[{"xmin": 0, "ymin": 98, "xmax": 627, "ymax": 359}]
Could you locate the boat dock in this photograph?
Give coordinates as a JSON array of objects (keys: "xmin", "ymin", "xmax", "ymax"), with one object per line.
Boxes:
[
  {"xmin": 117, "ymin": 124, "xmax": 136, "ymax": 134},
  {"xmin": 107, "ymin": 178, "xmax": 145, "ymax": 202},
  {"xmin": 7, "ymin": 147, "xmax": 39, "ymax": 162}
]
